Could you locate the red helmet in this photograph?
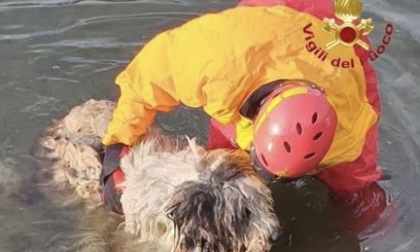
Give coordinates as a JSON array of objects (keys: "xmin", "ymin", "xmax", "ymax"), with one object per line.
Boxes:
[{"xmin": 252, "ymin": 81, "xmax": 338, "ymax": 179}]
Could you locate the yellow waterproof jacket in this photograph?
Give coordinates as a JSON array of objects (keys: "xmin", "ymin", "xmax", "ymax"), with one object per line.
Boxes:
[{"xmin": 102, "ymin": 6, "xmax": 378, "ymax": 168}]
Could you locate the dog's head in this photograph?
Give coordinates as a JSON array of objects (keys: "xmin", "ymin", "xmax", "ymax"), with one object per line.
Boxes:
[{"xmin": 165, "ymin": 140, "xmax": 282, "ymax": 252}]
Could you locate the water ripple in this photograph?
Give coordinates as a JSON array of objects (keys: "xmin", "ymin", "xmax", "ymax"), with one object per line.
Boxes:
[
  {"xmin": 30, "ymin": 38, "xmax": 140, "ymax": 49},
  {"xmin": 0, "ymin": 12, "xmax": 200, "ymax": 41},
  {"xmin": 0, "ymin": 0, "xmax": 84, "ymax": 8}
]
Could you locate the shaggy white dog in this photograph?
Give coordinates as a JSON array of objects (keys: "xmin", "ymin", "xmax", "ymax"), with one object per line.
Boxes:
[{"xmin": 33, "ymin": 99, "xmax": 281, "ymax": 252}]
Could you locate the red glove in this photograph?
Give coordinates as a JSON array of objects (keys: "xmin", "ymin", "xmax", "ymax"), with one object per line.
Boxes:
[{"xmin": 113, "ymin": 145, "xmax": 130, "ymax": 192}]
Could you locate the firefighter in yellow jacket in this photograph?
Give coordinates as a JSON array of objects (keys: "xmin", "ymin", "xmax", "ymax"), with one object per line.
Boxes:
[{"xmin": 99, "ymin": 0, "xmax": 388, "ymax": 235}]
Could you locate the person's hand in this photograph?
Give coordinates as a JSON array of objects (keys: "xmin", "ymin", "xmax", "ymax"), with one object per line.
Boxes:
[{"xmin": 100, "ymin": 143, "xmax": 130, "ymax": 214}]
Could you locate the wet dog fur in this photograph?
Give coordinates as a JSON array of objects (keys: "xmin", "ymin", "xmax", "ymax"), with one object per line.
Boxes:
[{"xmin": 32, "ymin": 99, "xmax": 281, "ymax": 252}]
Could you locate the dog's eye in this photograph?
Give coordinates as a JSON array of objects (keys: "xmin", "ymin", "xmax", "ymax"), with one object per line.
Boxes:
[
  {"xmin": 167, "ymin": 212, "xmax": 174, "ymax": 220},
  {"xmin": 245, "ymin": 208, "xmax": 251, "ymax": 218},
  {"xmin": 203, "ymin": 243, "xmax": 211, "ymax": 252}
]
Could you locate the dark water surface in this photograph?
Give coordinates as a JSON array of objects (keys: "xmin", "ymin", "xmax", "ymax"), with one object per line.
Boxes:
[{"xmin": 0, "ymin": 0, "xmax": 419, "ymax": 251}]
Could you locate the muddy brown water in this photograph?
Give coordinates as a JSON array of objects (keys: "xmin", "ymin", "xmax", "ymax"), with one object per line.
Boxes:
[{"xmin": 0, "ymin": 0, "xmax": 419, "ymax": 251}]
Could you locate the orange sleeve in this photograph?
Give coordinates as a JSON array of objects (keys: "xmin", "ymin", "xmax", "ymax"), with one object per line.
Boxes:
[{"xmin": 102, "ymin": 32, "xmax": 179, "ymax": 146}]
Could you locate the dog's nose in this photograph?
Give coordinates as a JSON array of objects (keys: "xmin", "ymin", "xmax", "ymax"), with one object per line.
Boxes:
[{"xmin": 269, "ymin": 228, "xmax": 283, "ymax": 244}]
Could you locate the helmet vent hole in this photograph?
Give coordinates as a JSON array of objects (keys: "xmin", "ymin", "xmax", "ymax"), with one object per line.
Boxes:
[
  {"xmin": 312, "ymin": 112, "xmax": 318, "ymax": 124},
  {"xmin": 261, "ymin": 154, "xmax": 269, "ymax": 166},
  {"xmin": 296, "ymin": 123, "xmax": 302, "ymax": 135},
  {"xmin": 284, "ymin": 141, "xmax": 292, "ymax": 153},
  {"xmin": 313, "ymin": 132, "xmax": 323, "ymax": 140},
  {"xmin": 304, "ymin": 153, "xmax": 315, "ymax": 159}
]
